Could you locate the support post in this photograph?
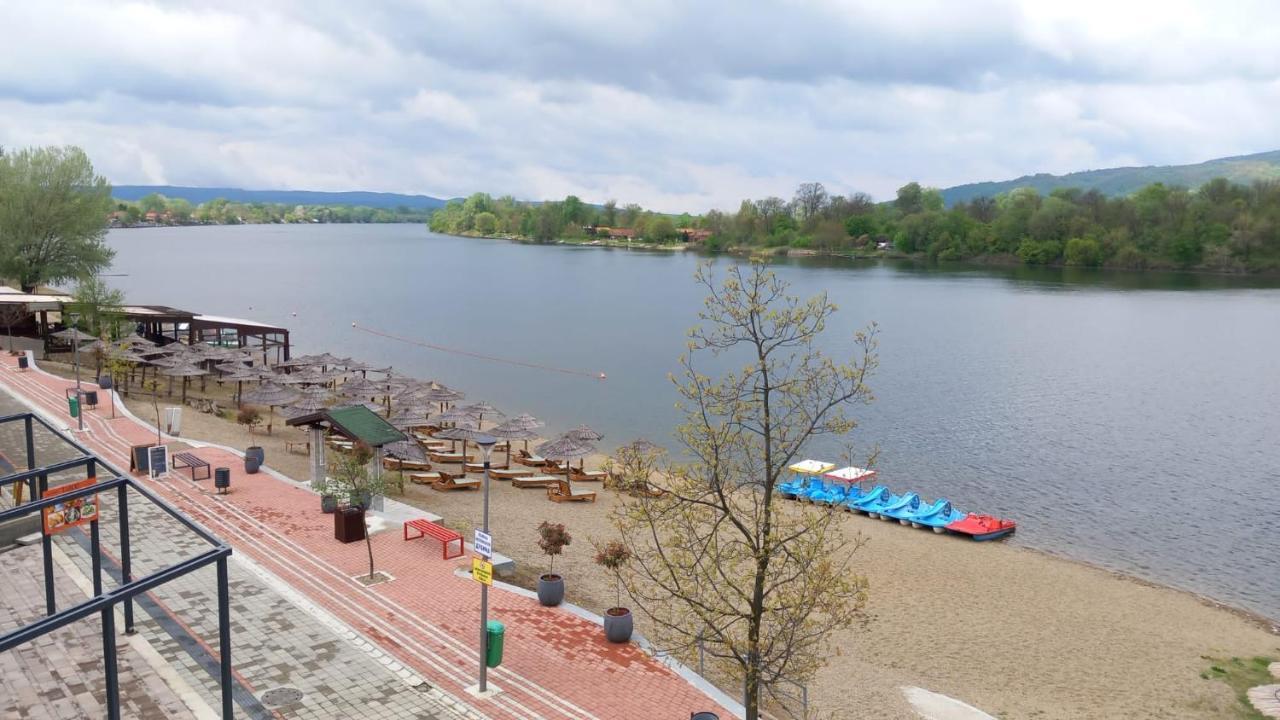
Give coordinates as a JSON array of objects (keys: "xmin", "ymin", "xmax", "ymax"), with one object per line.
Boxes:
[
  {"xmin": 39, "ymin": 472, "xmax": 54, "ymax": 616},
  {"xmin": 90, "ymin": 519, "xmax": 102, "ymax": 597},
  {"xmin": 117, "ymin": 484, "xmax": 135, "ymax": 633},
  {"xmin": 102, "ymin": 599, "xmax": 120, "ymax": 720},
  {"xmin": 216, "ymin": 557, "xmax": 233, "ymax": 719}
]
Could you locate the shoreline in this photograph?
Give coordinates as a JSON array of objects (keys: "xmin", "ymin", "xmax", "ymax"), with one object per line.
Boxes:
[
  {"xmin": 34, "ymin": 358, "xmax": 1277, "ymax": 630},
  {"xmin": 438, "ymin": 228, "xmax": 1280, "ymax": 278}
]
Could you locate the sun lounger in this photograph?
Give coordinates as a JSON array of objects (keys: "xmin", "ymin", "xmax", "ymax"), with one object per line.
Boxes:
[
  {"xmin": 569, "ymin": 468, "xmax": 606, "ymax": 482},
  {"xmin": 433, "ymin": 471, "xmax": 480, "ymax": 492},
  {"xmin": 515, "ymin": 449, "xmax": 550, "ymax": 468},
  {"xmin": 384, "ymin": 457, "xmax": 432, "ymax": 471},
  {"xmin": 512, "ymin": 474, "xmax": 559, "ymax": 489},
  {"xmin": 546, "ymin": 478, "xmax": 596, "ymax": 503},
  {"xmin": 406, "ymin": 471, "xmax": 442, "ymax": 485},
  {"xmin": 428, "ymin": 451, "xmax": 473, "ymax": 464},
  {"xmin": 463, "ymin": 462, "xmax": 511, "ymax": 473},
  {"xmin": 490, "ymin": 467, "xmax": 534, "ymax": 480}
]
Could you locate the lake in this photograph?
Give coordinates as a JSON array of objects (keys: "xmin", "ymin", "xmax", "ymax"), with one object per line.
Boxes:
[{"xmin": 104, "ymin": 223, "xmax": 1280, "ymax": 622}]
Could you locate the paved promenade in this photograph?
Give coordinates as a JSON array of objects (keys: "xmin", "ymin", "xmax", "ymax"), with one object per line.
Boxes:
[{"xmin": 0, "ymin": 355, "xmax": 733, "ymax": 719}]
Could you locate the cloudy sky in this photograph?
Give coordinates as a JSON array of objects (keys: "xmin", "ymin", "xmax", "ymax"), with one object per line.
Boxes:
[{"xmin": 2, "ymin": 0, "xmax": 1277, "ymax": 212}]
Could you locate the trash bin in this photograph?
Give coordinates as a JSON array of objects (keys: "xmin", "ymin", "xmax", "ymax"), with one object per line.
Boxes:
[
  {"xmin": 484, "ymin": 620, "xmax": 505, "ymax": 668},
  {"xmin": 67, "ymin": 396, "xmax": 80, "ymax": 418},
  {"xmin": 97, "ymin": 375, "xmax": 113, "ymax": 390},
  {"xmin": 214, "ymin": 467, "xmax": 231, "ymax": 494},
  {"xmin": 83, "ymin": 390, "xmax": 98, "ymax": 408},
  {"xmin": 17, "ymin": 355, "xmax": 28, "ymax": 370},
  {"xmin": 691, "ymin": 713, "xmax": 719, "ymax": 720}
]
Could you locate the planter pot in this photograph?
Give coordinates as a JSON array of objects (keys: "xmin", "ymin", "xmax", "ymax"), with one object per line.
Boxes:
[
  {"xmin": 244, "ymin": 456, "xmax": 261, "ymax": 474},
  {"xmin": 320, "ymin": 494, "xmax": 337, "ymax": 514},
  {"xmin": 245, "ymin": 446, "xmax": 265, "ymax": 465},
  {"xmin": 537, "ymin": 574, "xmax": 564, "ymax": 606},
  {"xmin": 603, "ymin": 607, "xmax": 633, "ymax": 643}
]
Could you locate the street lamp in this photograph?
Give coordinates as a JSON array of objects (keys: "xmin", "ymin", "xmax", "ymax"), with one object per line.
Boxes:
[{"xmin": 473, "ymin": 433, "xmax": 497, "ymax": 694}]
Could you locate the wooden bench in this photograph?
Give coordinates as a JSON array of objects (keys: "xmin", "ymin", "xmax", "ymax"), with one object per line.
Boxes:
[
  {"xmin": 403, "ymin": 518, "xmax": 464, "ymax": 559},
  {"xmin": 173, "ymin": 452, "xmax": 211, "ymax": 481}
]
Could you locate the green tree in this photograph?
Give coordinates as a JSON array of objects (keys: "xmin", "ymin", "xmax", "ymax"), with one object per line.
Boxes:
[
  {"xmin": 645, "ymin": 215, "xmax": 678, "ymax": 243},
  {"xmin": 473, "ymin": 211, "xmax": 497, "ymax": 235},
  {"xmin": 0, "ymin": 146, "xmax": 114, "ymax": 291},
  {"xmin": 1064, "ymin": 237, "xmax": 1104, "ymax": 267},
  {"xmin": 895, "ymin": 182, "xmax": 925, "ymax": 215},
  {"xmin": 613, "ymin": 262, "xmax": 876, "ymax": 720},
  {"xmin": 69, "ymin": 277, "xmax": 125, "ymax": 338},
  {"xmin": 138, "ymin": 193, "xmax": 168, "ymax": 214}
]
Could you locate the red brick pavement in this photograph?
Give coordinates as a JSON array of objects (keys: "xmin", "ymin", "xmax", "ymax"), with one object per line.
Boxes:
[{"xmin": 0, "ymin": 355, "xmax": 733, "ymax": 720}]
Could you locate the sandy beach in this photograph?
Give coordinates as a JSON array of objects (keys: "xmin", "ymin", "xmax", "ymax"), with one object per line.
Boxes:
[{"xmin": 46, "ymin": 360, "xmax": 1279, "ymax": 719}]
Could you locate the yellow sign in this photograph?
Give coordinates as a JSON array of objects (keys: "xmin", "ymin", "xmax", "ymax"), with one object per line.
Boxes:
[{"xmin": 471, "ymin": 557, "xmax": 493, "ymax": 586}]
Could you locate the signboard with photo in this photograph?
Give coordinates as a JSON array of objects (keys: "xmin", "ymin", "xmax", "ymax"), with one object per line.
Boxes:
[{"xmin": 42, "ymin": 477, "xmax": 99, "ymax": 535}]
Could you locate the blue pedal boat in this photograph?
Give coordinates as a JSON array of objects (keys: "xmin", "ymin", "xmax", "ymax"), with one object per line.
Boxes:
[
  {"xmin": 817, "ymin": 466, "xmax": 877, "ymax": 506},
  {"xmin": 880, "ymin": 493, "xmax": 924, "ymax": 523},
  {"xmin": 875, "ymin": 492, "xmax": 919, "ymax": 522},
  {"xmin": 901, "ymin": 499, "xmax": 967, "ymax": 533},
  {"xmin": 848, "ymin": 486, "xmax": 897, "ymax": 515},
  {"xmin": 780, "ymin": 460, "xmax": 834, "ymax": 499}
]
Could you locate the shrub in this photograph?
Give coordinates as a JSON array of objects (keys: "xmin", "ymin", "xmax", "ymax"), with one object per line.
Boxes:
[
  {"xmin": 594, "ymin": 540, "xmax": 632, "ymax": 608},
  {"xmin": 236, "ymin": 406, "xmax": 262, "ymax": 439},
  {"xmin": 1110, "ymin": 244, "xmax": 1147, "ymax": 270},
  {"xmin": 1064, "ymin": 237, "xmax": 1104, "ymax": 267},
  {"xmin": 537, "ymin": 521, "xmax": 571, "ymax": 575},
  {"xmin": 1016, "ymin": 238, "xmax": 1063, "ymax": 265}
]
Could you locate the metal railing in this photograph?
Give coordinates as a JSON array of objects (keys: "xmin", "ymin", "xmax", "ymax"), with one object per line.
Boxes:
[{"xmin": 0, "ymin": 411, "xmax": 235, "ymax": 719}]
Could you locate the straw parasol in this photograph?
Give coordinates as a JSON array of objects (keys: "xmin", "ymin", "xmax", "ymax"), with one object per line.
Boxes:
[
  {"xmin": 434, "ymin": 422, "xmax": 497, "ymax": 475},
  {"xmin": 387, "ymin": 405, "xmax": 433, "ymax": 430},
  {"xmin": 421, "ymin": 385, "xmax": 465, "ymax": 412},
  {"xmin": 339, "ymin": 376, "xmax": 382, "ymax": 397},
  {"xmin": 217, "ymin": 366, "xmax": 260, "ymax": 404},
  {"xmin": 459, "ymin": 402, "xmax": 504, "ymax": 429},
  {"xmin": 565, "ymin": 424, "xmax": 604, "ymax": 467},
  {"xmin": 488, "ymin": 420, "xmax": 542, "ymax": 467},
  {"xmin": 159, "ymin": 362, "xmax": 208, "ymax": 402},
  {"xmin": 53, "ymin": 327, "xmax": 97, "ymax": 343},
  {"xmin": 536, "ymin": 435, "xmax": 597, "ymax": 480},
  {"xmin": 381, "ymin": 439, "xmax": 427, "ymax": 462},
  {"xmin": 336, "ymin": 399, "xmax": 384, "ymax": 413},
  {"xmin": 241, "ymin": 382, "xmax": 302, "ymax": 434}
]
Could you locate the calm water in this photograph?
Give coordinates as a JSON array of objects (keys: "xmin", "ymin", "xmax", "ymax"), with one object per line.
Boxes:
[{"xmin": 105, "ymin": 224, "xmax": 1280, "ymax": 621}]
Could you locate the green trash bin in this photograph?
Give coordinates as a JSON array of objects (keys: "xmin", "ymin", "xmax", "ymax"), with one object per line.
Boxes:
[
  {"xmin": 484, "ymin": 620, "xmax": 505, "ymax": 668},
  {"xmin": 67, "ymin": 396, "xmax": 80, "ymax": 418}
]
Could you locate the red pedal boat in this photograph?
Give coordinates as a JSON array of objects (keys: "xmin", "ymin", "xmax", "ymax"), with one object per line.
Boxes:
[{"xmin": 945, "ymin": 513, "xmax": 1017, "ymax": 541}]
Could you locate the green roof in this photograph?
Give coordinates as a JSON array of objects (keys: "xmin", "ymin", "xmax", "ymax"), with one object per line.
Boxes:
[{"xmin": 286, "ymin": 405, "xmax": 406, "ymax": 447}]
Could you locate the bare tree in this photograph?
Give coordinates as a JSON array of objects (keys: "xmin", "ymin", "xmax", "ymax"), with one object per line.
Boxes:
[
  {"xmin": 613, "ymin": 261, "xmax": 877, "ymax": 720},
  {"xmin": 0, "ymin": 304, "xmax": 27, "ymax": 353},
  {"xmin": 793, "ymin": 182, "xmax": 829, "ymax": 228}
]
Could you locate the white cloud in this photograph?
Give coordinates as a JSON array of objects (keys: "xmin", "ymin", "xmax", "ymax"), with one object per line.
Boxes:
[{"xmin": 0, "ymin": 1, "xmax": 1277, "ymax": 212}]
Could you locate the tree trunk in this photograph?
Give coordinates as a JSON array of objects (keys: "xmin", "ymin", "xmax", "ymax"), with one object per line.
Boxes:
[{"xmin": 363, "ymin": 510, "xmax": 375, "ymax": 579}]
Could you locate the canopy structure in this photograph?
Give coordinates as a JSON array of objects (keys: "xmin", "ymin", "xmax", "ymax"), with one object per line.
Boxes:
[
  {"xmin": 286, "ymin": 405, "xmax": 406, "ymax": 448},
  {"xmin": 788, "ymin": 459, "xmax": 836, "ymax": 475},
  {"xmin": 823, "ymin": 466, "xmax": 877, "ymax": 483}
]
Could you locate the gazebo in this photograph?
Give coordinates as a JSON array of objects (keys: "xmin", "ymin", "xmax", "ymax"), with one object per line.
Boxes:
[{"xmin": 286, "ymin": 405, "xmax": 408, "ymax": 489}]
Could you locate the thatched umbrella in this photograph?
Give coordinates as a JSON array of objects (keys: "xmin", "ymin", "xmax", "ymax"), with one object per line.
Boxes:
[
  {"xmin": 339, "ymin": 376, "xmax": 382, "ymax": 398},
  {"xmin": 536, "ymin": 435, "xmax": 597, "ymax": 479},
  {"xmin": 117, "ymin": 333, "xmax": 156, "ymax": 349},
  {"xmin": 421, "ymin": 385, "xmax": 465, "ymax": 412},
  {"xmin": 218, "ymin": 366, "xmax": 259, "ymax": 404},
  {"xmin": 565, "ymin": 424, "xmax": 604, "ymax": 468},
  {"xmin": 460, "ymin": 402, "xmax": 504, "ymax": 430},
  {"xmin": 160, "ymin": 362, "xmax": 207, "ymax": 402},
  {"xmin": 488, "ymin": 420, "xmax": 541, "ymax": 467},
  {"xmin": 381, "ymin": 439, "xmax": 427, "ymax": 463},
  {"xmin": 241, "ymin": 382, "xmax": 301, "ymax": 434},
  {"xmin": 336, "ymin": 399, "xmax": 384, "ymax": 413},
  {"xmin": 54, "ymin": 327, "xmax": 97, "ymax": 343},
  {"xmin": 388, "ymin": 405, "xmax": 433, "ymax": 430},
  {"xmin": 434, "ymin": 422, "xmax": 499, "ymax": 476}
]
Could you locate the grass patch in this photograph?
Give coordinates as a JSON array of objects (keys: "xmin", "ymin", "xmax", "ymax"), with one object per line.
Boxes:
[{"xmin": 1202, "ymin": 654, "xmax": 1276, "ymax": 719}]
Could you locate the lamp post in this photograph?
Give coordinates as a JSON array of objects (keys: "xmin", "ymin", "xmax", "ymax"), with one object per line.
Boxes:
[{"xmin": 474, "ymin": 434, "xmax": 497, "ymax": 694}]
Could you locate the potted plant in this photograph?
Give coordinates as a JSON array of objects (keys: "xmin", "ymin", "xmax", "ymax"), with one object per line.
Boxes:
[
  {"xmin": 594, "ymin": 540, "xmax": 634, "ymax": 643},
  {"xmin": 536, "ymin": 521, "xmax": 571, "ymax": 606},
  {"xmin": 313, "ymin": 476, "xmax": 338, "ymax": 513},
  {"xmin": 237, "ymin": 406, "xmax": 264, "ymax": 472}
]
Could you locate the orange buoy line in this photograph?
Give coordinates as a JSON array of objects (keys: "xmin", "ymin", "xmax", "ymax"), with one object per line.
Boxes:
[{"xmin": 351, "ymin": 322, "xmax": 607, "ymax": 380}]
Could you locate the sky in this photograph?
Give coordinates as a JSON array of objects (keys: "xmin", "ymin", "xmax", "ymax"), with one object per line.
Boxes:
[{"xmin": 1, "ymin": 0, "xmax": 1278, "ymax": 213}]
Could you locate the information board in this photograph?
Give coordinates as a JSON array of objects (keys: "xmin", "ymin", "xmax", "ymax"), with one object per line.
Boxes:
[
  {"xmin": 472, "ymin": 557, "xmax": 493, "ymax": 586},
  {"xmin": 474, "ymin": 530, "xmax": 492, "ymax": 559},
  {"xmin": 42, "ymin": 477, "xmax": 100, "ymax": 535},
  {"xmin": 148, "ymin": 445, "xmax": 169, "ymax": 478}
]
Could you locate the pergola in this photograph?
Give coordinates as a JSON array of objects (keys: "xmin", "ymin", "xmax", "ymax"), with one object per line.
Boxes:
[{"xmin": 286, "ymin": 405, "xmax": 407, "ymax": 488}]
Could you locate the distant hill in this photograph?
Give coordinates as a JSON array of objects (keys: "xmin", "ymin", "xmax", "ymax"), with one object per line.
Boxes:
[
  {"xmin": 939, "ymin": 149, "xmax": 1280, "ymax": 206},
  {"xmin": 111, "ymin": 185, "xmax": 448, "ymax": 210}
]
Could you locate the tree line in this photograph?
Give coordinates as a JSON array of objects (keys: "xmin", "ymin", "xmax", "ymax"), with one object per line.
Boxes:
[
  {"xmin": 114, "ymin": 192, "xmax": 431, "ymax": 226},
  {"xmin": 429, "ymin": 192, "xmax": 694, "ymax": 243},
  {"xmin": 435, "ymin": 179, "xmax": 1280, "ymax": 272}
]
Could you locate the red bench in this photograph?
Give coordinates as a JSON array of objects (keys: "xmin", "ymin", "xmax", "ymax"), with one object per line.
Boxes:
[{"xmin": 403, "ymin": 518, "xmax": 464, "ymax": 560}]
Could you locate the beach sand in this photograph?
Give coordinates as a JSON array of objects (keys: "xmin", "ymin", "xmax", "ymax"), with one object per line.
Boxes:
[{"xmin": 55, "ymin": 363, "xmax": 1278, "ymax": 719}]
